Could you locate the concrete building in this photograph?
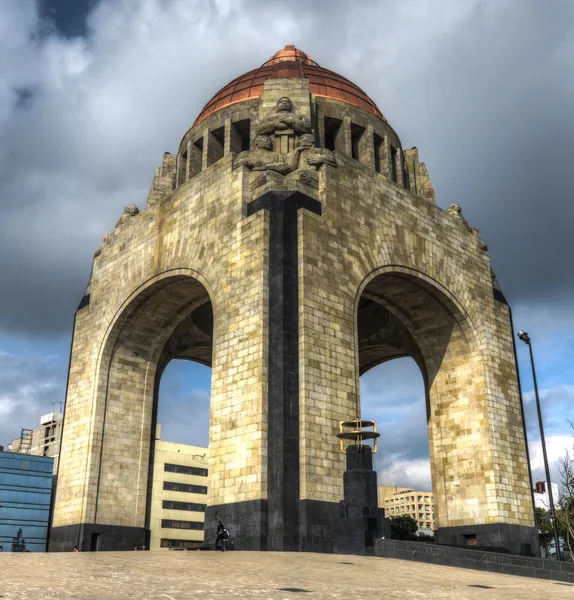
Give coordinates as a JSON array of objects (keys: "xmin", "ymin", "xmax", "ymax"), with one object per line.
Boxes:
[
  {"xmin": 149, "ymin": 427, "xmax": 209, "ymax": 550},
  {"xmin": 533, "ymin": 481, "xmax": 559, "ymax": 512},
  {"xmin": 0, "ymin": 451, "xmax": 54, "ymax": 552},
  {"xmin": 8, "ymin": 413, "xmax": 63, "ymax": 475},
  {"xmin": 378, "ymin": 486, "xmax": 435, "ymax": 533},
  {"xmin": 51, "ymin": 45, "xmax": 536, "ymax": 555}
]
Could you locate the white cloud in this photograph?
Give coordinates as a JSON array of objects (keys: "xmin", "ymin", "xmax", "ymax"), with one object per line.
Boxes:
[{"xmin": 377, "ymin": 458, "xmax": 432, "ymax": 492}]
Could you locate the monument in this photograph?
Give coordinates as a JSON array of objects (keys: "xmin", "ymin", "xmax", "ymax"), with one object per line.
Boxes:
[{"xmin": 50, "ymin": 45, "xmax": 537, "ymax": 555}]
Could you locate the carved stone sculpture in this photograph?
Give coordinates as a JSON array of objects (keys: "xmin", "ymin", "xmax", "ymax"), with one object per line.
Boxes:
[
  {"xmin": 256, "ymin": 97, "xmax": 312, "ymax": 137},
  {"xmin": 233, "ymin": 135, "xmax": 284, "ymax": 171},
  {"xmin": 115, "ymin": 205, "xmax": 139, "ymax": 228},
  {"xmin": 447, "ymin": 203, "xmax": 487, "ymax": 250}
]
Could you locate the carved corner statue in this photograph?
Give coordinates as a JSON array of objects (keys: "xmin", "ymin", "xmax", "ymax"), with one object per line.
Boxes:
[
  {"xmin": 447, "ymin": 203, "xmax": 487, "ymax": 250},
  {"xmin": 116, "ymin": 205, "xmax": 139, "ymax": 228},
  {"xmin": 256, "ymin": 96, "xmax": 312, "ymax": 136}
]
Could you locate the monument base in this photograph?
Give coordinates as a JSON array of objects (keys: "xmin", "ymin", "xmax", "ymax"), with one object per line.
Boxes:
[
  {"xmin": 49, "ymin": 523, "xmax": 147, "ymax": 552},
  {"xmin": 435, "ymin": 523, "xmax": 539, "ymax": 556}
]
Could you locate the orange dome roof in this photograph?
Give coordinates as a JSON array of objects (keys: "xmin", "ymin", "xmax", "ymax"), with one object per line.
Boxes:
[{"xmin": 193, "ymin": 45, "xmax": 386, "ymax": 127}]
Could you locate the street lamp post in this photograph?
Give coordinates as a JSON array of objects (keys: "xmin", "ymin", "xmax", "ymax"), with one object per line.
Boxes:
[{"xmin": 517, "ymin": 330, "xmax": 561, "ymax": 560}]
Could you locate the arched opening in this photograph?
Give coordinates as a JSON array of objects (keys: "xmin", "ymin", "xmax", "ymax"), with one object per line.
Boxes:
[
  {"xmin": 360, "ymin": 357, "xmax": 432, "ymax": 537},
  {"xmin": 152, "ymin": 359, "xmax": 211, "ymax": 550},
  {"xmin": 82, "ymin": 272, "xmax": 214, "ymax": 550},
  {"xmin": 356, "ymin": 268, "xmax": 484, "ymax": 535}
]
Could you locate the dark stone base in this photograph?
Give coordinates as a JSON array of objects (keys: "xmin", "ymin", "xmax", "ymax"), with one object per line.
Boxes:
[
  {"xmin": 299, "ymin": 499, "xmax": 340, "ymax": 553},
  {"xmin": 204, "ymin": 499, "xmax": 343, "ymax": 553},
  {"xmin": 375, "ymin": 539, "xmax": 574, "ymax": 582},
  {"xmin": 435, "ymin": 523, "xmax": 539, "ymax": 557},
  {"xmin": 334, "ymin": 515, "xmax": 381, "ymax": 556},
  {"xmin": 204, "ymin": 500, "xmax": 268, "ymax": 550},
  {"xmin": 49, "ymin": 523, "xmax": 147, "ymax": 552}
]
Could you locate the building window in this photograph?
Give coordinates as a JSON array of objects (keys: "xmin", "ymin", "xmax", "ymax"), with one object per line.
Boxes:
[
  {"xmin": 207, "ymin": 126, "xmax": 225, "ymax": 166},
  {"xmin": 160, "ymin": 538, "xmax": 203, "ymax": 548},
  {"xmin": 231, "ymin": 119, "xmax": 250, "ymax": 152},
  {"xmin": 161, "ymin": 519, "xmax": 204, "ymax": 530},
  {"xmin": 162, "ymin": 500, "xmax": 206, "ymax": 512},
  {"xmin": 164, "ymin": 463, "xmax": 208, "ymax": 477},
  {"xmin": 373, "ymin": 133, "xmax": 384, "ymax": 173},
  {"xmin": 163, "ymin": 481, "xmax": 207, "ymax": 494},
  {"xmin": 351, "ymin": 123, "xmax": 366, "ymax": 162},
  {"xmin": 324, "ymin": 117, "xmax": 342, "ymax": 152},
  {"xmin": 390, "ymin": 146, "xmax": 398, "ymax": 182}
]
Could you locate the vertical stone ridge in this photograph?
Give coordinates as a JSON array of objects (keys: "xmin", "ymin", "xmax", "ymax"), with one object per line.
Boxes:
[{"xmin": 247, "ymin": 191, "xmax": 321, "ymax": 551}]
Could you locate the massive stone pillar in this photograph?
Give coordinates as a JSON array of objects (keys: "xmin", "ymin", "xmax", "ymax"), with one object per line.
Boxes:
[{"xmin": 51, "ymin": 45, "xmax": 536, "ymax": 555}]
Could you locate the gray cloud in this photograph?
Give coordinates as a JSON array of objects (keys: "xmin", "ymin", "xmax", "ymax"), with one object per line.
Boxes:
[
  {"xmin": 0, "ymin": 0, "xmax": 573, "ymax": 335},
  {"xmin": 0, "ymin": 350, "xmax": 67, "ymax": 447}
]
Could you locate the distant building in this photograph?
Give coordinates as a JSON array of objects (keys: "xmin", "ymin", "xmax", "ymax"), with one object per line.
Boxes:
[
  {"xmin": 378, "ymin": 486, "xmax": 435, "ymax": 533},
  {"xmin": 0, "ymin": 451, "xmax": 54, "ymax": 552},
  {"xmin": 533, "ymin": 480, "xmax": 559, "ymax": 512},
  {"xmin": 7, "ymin": 413, "xmax": 63, "ymax": 475},
  {"xmin": 149, "ymin": 426, "xmax": 209, "ymax": 550}
]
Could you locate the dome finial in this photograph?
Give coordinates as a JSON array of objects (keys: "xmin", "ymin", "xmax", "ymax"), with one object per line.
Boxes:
[{"xmin": 265, "ymin": 45, "xmax": 318, "ymax": 67}]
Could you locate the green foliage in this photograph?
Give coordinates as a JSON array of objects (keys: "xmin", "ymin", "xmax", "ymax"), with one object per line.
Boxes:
[
  {"xmin": 557, "ymin": 421, "xmax": 574, "ymax": 558},
  {"xmin": 535, "ymin": 507, "xmax": 554, "ymax": 557},
  {"xmin": 416, "ymin": 531, "xmax": 435, "ymax": 543},
  {"xmin": 389, "ymin": 515, "xmax": 419, "ymax": 540},
  {"xmin": 11, "ymin": 528, "xmax": 27, "ymax": 552}
]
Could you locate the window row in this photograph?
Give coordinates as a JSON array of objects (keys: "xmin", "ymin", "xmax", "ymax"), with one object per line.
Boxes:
[
  {"xmin": 178, "ymin": 115, "xmax": 408, "ymax": 188},
  {"xmin": 163, "ymin": 481, "xmax": 207, "ymax": 494},
  {"xmin": 164, "ymin": 463, "xmax": 208, "ymax": 477},
  {"xmin": 161, "ymin": 519, "xmax": 204, "ymax": 530},
  {"xmin": 162, "ymin": 500, "xmax": 206, "ymax": 512}
]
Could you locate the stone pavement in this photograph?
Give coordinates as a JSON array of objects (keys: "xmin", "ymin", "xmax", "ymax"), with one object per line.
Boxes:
[{"xmin": 0, "ymin": 551, "xmax": 572, "ymax": 599}]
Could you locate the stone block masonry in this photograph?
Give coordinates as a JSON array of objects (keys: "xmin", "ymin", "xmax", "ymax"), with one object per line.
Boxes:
[{"xmin": 51, "ymin": 46, "xmax": 537, "ymax": 554}]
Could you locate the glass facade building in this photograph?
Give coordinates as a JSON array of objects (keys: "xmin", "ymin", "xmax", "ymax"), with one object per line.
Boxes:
[{"xmin": 0, "ymin": 451, "xmax": 54, "ymax": 552}]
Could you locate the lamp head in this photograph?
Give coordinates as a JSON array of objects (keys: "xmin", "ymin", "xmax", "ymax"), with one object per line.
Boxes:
[{"xmin": 517, "ymin": 330, "xmax": 531, "ymax": 344}]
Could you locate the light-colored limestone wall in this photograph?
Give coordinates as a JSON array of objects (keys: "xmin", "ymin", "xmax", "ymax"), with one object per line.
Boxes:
[
  {"xmin": 297, "ymin": 147, "xmax": 533, "ymax": 528},
  {"xmin": 150, "ymin": 440, "xmax": 209, "ymax": 550},
  {"xmin": 54, "ymin": 153, "xmax": 269, "ymax": 529}
]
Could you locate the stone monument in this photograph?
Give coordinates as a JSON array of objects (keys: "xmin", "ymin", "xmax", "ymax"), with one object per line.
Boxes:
[{"xmin": 50, "ymin": 45, "xmax": 537, "ymax": 555}]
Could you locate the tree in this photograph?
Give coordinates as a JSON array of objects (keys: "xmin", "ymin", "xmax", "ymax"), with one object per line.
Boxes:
[
  {"xmin": 557, "ymin": 449, "xmax": 574, "ymax": 558},
  {"xmin": 389, "ymin": 515, "xmax": 419, "ymax": 540},
  {"xmin": 11, "ymin": 529, "xmax": 27, "ymax": 552},
  {"xmin": 535, "ymin": 507, "xmax": 554, "ymax": 557}
]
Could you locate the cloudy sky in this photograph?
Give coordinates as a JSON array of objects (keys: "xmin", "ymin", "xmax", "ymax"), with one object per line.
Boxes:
[{"xmin": 1, "ymin": 0, "xmax": 573, "ymax": 496}]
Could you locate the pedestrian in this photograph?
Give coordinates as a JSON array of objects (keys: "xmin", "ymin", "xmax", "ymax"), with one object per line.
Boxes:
[
  {"xmin": 73, "ymin": 545, "xmax": 79, "ymax": 552},
  {"xmin": 216, "ymin": 520, "xmax": 226, "ymax": 550}
]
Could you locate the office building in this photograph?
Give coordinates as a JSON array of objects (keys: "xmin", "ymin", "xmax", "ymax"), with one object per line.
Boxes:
[
  {"xmin": 149, "ymin": 426, "xmax": 209, "ymax": 550},
  {"xmin": 378, "ymin": 486, "xmax": 435, "ymax": 533},
  {"xmin": 533, "ymin": 480, "xmax": 559, "ymax": 512},
  {"xmin": 0, "ymin": 451, "xmax": 54, "ymax": 552},
  {"xmin": 8, "ymin": 413, "xmax": 63, "ymax": 475}
]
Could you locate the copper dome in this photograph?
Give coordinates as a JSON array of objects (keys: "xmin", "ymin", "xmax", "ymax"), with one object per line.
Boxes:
[{"xmin": 193, "ymin": 45, "xmax": 386, "ymax": 127}]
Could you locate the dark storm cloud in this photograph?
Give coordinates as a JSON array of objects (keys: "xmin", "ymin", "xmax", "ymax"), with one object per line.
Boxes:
[
  {"xmin": 0, "ymin": 0, "xmax": 573, "ymax": 337},
  {"xmin": 37, "ymin": 0, "xmax": 98, "ymax": 37}
]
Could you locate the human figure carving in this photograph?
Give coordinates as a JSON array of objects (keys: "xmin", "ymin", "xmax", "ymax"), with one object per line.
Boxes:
[
  {"xmin": 262, "ymin": 133, "xmax": 336, "ymax": 174},
  {"xmin": 233, "ymin": 135, "xmax": 284, "ymax": 171},
  {"xmin": 447, "ymin": 203, "xmax": 487, "ymax": 250},
  {"xmin": 115, "ymin": 205, "xmax": 139, "ymax": 228},
  {"xmin": 256, "ymin": 97, "xmax": 312, "ymax": 136}
]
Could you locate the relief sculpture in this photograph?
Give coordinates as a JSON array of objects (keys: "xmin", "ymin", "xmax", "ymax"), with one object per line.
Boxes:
[{"xmin": 233, "ymin": 97, "xmax": 336, "ymax": 175}]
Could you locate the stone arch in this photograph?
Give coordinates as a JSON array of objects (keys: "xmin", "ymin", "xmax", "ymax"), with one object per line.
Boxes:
[
  {"xmin": 83, "ymin": 270, "xmax": 214, "ymax": 538},
  {"xmin": 355, "ymin": 265, "xmax": 491, "ymax": 530}
]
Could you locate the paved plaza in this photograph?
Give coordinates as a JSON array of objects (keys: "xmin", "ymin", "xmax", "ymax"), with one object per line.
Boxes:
[{"xmin": 0, "ymin": 551, "xmax": 572, "ymax": 599}]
